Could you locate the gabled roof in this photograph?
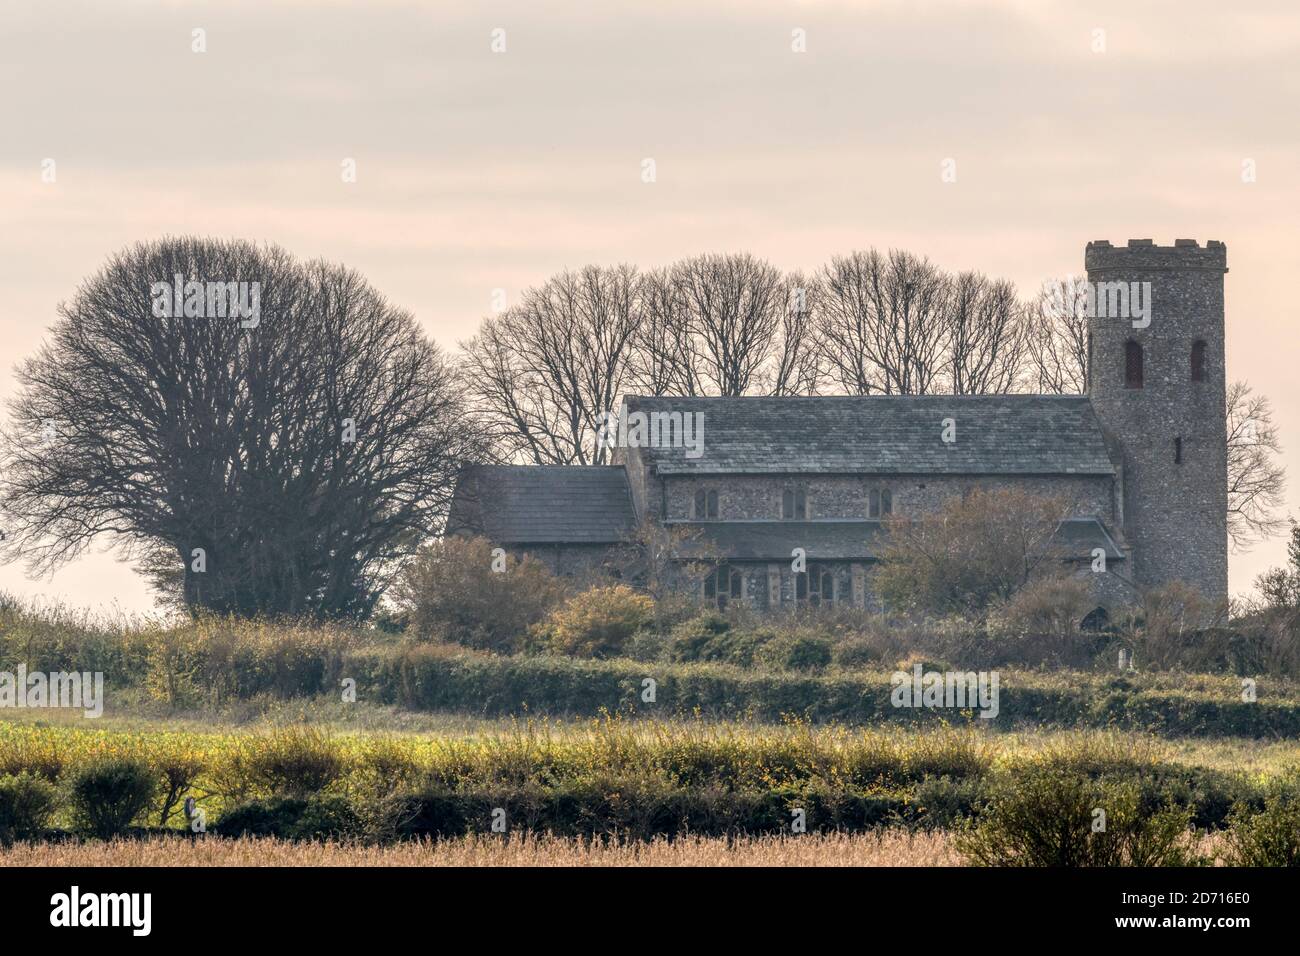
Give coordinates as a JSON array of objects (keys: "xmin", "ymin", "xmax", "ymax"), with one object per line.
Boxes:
[
  {"xmin": 448, "ymin": 465, "xmax": 635, "ymax": 544},
  {"xmin": 668, "ymin": 517, "xmax": 1124, "ymax": 562},
  {"xmin": 621, "ymin": 394, "xmax": 1115, "ymax": 476}
]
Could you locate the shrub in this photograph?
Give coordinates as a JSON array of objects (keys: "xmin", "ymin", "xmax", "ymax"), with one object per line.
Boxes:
[
  {"xmin": 0, "ymin": 773, "xmax": 59, "ymax": 845},
  {"xmin": 956, "ymin": 765, "xmax": 1204, "ymax": 867},
  {"xmin": 1223, "ymin": 778, "xmax": 1300, "ymax": 866},
  {"xmin": 70, "ymin": 758, "xmax": 157, "ymax": 839},
  {"xmin": 667, "ymin": 613, "xmax": 770, "ymax": 667},
  {"xmin": 392, "ymin": 536, "xmax": 566, "ymax": 652},
  {"xmin": 222, "ymin": 727, "xmax": 346, "ymax": 799},
  {"xmin": 1134, "ymin": 582, "xmax": 1226, "ymax": 670},
  {"xmin": 390, "ymin": 535, "xmax": 564, "ymax": 655},
  {"xmin": 540, "ymin": 586, "xmax": 655, "ymax": 658},
  {"xmin": 988, "ymin": 576, "xmax": 1092, "ymax": 641},
  {"xmin": 832, "ymin": 636, "xmax": 882, "ymax": 669},
  {"xmin": 758, "ymin": 633, "xmax": 832, "ymax": 672},
  {"xmin": 151, "ymin": 741, "xmax": 207, "ymax": 827},
  {"xmin": 214, "ymin": 796, "xmax": 361, "ymax": 840},
  {"xmin": 906, "ymin": 775, "xmax": 985, "ymax": 830}
]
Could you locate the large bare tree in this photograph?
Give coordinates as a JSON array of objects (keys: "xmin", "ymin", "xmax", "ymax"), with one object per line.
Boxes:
[
  {"xmin": 0, "ymin": 238, "xmax": 483, "ymax": 619},
  {"xmin": 1226, "ymin": 379, "xmax": 1287, "ymax": 551},
  {"xmin": 813, "ymin": 249, "xmax": 950, "ymax": 395},
  {"xmin": 673, "ymin": 253, "xmax": 787, "ymax": 396},
  {"xmin": 461, "ymin": 265, "xmax": 641, "ymax": 464}
]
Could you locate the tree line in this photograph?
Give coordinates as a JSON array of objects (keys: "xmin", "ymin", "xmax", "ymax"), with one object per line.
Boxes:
[
  {"xmin": 462, "ymin": 253, "xmax": 1093, "ymax": 466},
  {"xmin": 0, "ymin": 239, "xmax": 1284, "ymax": 621}
]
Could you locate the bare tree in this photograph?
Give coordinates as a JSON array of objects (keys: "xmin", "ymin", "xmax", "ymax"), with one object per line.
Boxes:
[
  {"xmin": 626, "ymin": 267, "xmax": 703, "ymax": 397},
  {"xmin": 461, "ymin": 265, "xmax": 641, "ymax": 464},
  {"xmin": 763, "ymin": 271, "xmax": 822, "ymax": 396},
  {"xmin": 813, "ymin": 249, "xmax": 949, "ymax": 395},
  {"xmin": 872, "ymin": 488, "xmax": 1075, "ymax": 616},
  {"xmin": 0, "ymin": 238, "xmax": 483, "ymax": 619},
  {"xmin": 673, "ymin": 253, "xmax": 786, "ymax": 396},
  {"xmin": 811, "ymin": 251, "xmax": 883, "ymax": 394},
  {"xmin": 945, "ymin": 272, "xmax": 1026, "ymax": 394},
  {"xmin": 1024, "ymin": 276, "xmax": 1090, "ymax": 394},
  {"xmin": 1227, "ymin": 380, "xmax": 1287, "ymax": 551}
]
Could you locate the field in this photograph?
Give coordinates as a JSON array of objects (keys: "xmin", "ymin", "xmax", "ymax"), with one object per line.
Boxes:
[{"xmin": 2, "ymin": 610, "xmax": 1299, "ymax": 866}]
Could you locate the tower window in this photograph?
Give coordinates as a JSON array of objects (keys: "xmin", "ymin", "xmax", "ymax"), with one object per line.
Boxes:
[
  {"xmin": 1124, "ymin": 340, "xmax": 1144, "ymax": 389},
  {"xmin": 1191, "ymin": 340, "xmax": 1207, "ymax": 382},
  {"xmin": 1174, "ymin": 436, "xmax": 1183, "ymax": 464},
  {"xmin": 782, "ymin": 488, "xmax": 807, "ymax": 519}
]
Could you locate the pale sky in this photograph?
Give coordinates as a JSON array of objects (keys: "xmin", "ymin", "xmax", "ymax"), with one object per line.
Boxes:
[{"xmin": 1, "ymin": 0, "xmax": 1298, "ymax": 613}]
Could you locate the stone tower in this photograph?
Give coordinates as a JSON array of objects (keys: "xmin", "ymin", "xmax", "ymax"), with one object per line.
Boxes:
[{"xmin": 1085, "ymin": 239, "xmax": 1228, "ymax": 602}]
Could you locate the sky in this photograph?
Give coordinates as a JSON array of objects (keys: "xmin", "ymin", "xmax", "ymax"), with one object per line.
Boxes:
[{"xmin": 1, "ymin": 0, "xmax": 1298, "ymax": 614}]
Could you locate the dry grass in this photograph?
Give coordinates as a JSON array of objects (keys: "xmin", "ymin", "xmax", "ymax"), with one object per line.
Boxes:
[{"xmin": 0, "ymin": 830, "xmax": 964, "ymax": 867}]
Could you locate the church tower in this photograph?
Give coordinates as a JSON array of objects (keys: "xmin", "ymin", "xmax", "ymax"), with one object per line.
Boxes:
[{"xmin": 1085, "ymin": 239, "xmax": 1229, "ymax": 602}]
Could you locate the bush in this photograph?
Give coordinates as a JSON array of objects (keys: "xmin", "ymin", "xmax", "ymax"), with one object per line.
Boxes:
[
  {"xmin": 70, "ymin": 758, "xmax": 157, "ymax": 839},
  {"xmin": 832, "ymin": 636, "xmax": 882, "ymax": 669},
  {"xmin": 221, "ymin": 727, "xmax": 346, "ymax": 799},
  {"xmin": 393, "ymin": 536, "xmax": 566, "ymax": 652},
  {"xmin": 1135, "ymin": 582, "xmax": 1226, "ymax": 670},
  {"xmin": 214, "ymin": 796, "xmax": 361, "ymax": 840},
  {"xmin": 1223, "ymin": 778, "xmax": 1300, "ymax": 866},
  {"xmin": 988, "ymin": 576, "xmax": 1092, "ymax": 641},
  {"xmin": 758, "ymin": 634, "xmax": 833, "ymax": 672},
  {"xmin": 667, "ymin": 613, "xmax": 770, "ymax": 667},
  {"xmin": 540, "ymin": 586, "xmax": 655, "ymax": 658},
  {"xmin": 0, "ymin": 773, "xmax": 59, "ymax": 844},
  {"xmin": 956, "ymin": 765, "xmax": 1204, "ymax": 867}
]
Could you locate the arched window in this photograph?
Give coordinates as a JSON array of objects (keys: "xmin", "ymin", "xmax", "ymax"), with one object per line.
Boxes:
[
  {"xmin": 1124, "ymin": 340, "xmax": 1143, "ymax": 389},
  {"xmin": 1081, "ymin": 606, "xmax": 1110, "ymax": 632},
  {"xmin": 707, "ymin": 490, "xmax": 719, "ymax": 518},
  {"xmin": 796, "ymin": 564, "xmax": 835, "ymax": 606},
  {"xmin": 880, "ymin": 488, "xmax": 892, "ymax": 516},
  {"xmin": 1174, "ymin": 436, "xmax": 1183, "ymax": 464},
  {"xmin": 705, "ymin": 566, "xmax": 742, "ymax": 608},
  {"xmin": 1190, "ymin": 340, "xmax": 1207, "ymax": 382},
  {"xmin": 694, "ymin": 489, "xmax": 706, "ymax": 518}
]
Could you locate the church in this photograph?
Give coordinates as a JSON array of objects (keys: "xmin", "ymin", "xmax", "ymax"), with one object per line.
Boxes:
[{"xmin": 449, "ymin": 239, "xmax": 1229, "ymax": 615}]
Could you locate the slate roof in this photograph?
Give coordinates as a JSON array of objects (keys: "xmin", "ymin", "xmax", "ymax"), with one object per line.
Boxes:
[
  {"xmin": 621, "ymin": 394, "xmax": 1115, "ymax": 475},
  {"xmin": 448, "ymin": 465, "xmax": 635, "ymax": 544},
  {"xmin": 668, "ymin": 517, "xmax": 1123, "ymax": 562}
]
